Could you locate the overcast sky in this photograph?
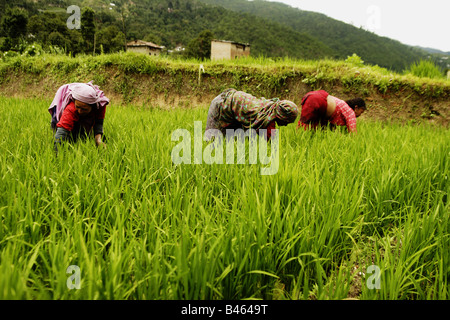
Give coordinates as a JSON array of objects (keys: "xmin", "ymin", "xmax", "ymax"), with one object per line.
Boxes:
[{"xmin": 266, "ymin": 0, "xmax": 450, "ymax": 52}]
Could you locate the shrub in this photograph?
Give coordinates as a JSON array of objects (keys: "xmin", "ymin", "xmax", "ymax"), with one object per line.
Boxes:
[
  {"xmin": 345, "ymin": 53, "xmax": 365, "ymax": 67},
  {"xmin": 405, "ymin": 59, "xmax": 443, "ymax": 79},
  {"xmin": 21, "ymin": 43, "xmax": 44, "ymax": 57}
]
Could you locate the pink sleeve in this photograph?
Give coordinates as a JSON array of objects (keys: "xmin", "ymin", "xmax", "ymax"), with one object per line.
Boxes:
[{"xmin": 341, "ymin": 105, "xmax": 357, "ymax": 133}]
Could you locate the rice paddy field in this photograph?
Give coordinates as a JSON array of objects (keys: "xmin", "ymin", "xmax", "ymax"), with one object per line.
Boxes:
[{"xmin": 0, "ymin": 95, "xmax": 448, "ymax": 301}]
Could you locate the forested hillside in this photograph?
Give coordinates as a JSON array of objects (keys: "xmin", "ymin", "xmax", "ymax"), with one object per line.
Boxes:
[
  {"xmin": 0, "ymin": 0, "xmax": 333, "ymax": 59},
  {"xmin": 198, "ymin": 0, "xmax": 434, "ymax": 71},
  {"xmin": 0, "ymin": 0, "xmax": 445, "ymax": 72}
]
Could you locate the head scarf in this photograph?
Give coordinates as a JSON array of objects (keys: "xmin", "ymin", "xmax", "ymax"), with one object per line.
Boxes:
[
  {"xmin": 218, "ymin": 88, "xmax": 298, "ymax": 130},
  {"xmin": 275, "ymin": 100, "xmax": 299, "ymax": 124},
  {"xmin": 70, "ymin": 83, "xmax": 103, "ymax": 105},
  {"xmin": 48, "ymin": 81, "xmax": 110, "ymax": 123}
]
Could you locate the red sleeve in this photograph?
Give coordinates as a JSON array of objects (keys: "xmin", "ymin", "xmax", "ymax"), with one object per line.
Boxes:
[
  {"xmin": 265, "ymin": 121, "xmax": 276, "ymax": 140},
  {"xmin": 298, "ymin": 120, "xmax": 319, "ymax": 131},
  {"xmin": 56, "ymin": 101, "xmax": 78, "ymax": 131},
  {"xmin": 96, "ymin": 105, "xmax": 106, "ymax": 120}
]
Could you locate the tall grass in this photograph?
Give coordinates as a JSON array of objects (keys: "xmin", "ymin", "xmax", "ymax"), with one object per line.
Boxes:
[
  {"xmin": 404, "ymin": 60, "xmax": 445, "ymax": 80},
  {"xmin": 0, "ymin": 97, "xmax": 448, "ymax": 300}
]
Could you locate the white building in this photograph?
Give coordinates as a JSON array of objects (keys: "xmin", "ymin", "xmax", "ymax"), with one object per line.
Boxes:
[
  {"xmin": 211, "ymin": 40, "xmax": 250, "ymax": 61},
  {"xmin": 126, "ymin": 40, "xmax": 164, "ymax": 56}
]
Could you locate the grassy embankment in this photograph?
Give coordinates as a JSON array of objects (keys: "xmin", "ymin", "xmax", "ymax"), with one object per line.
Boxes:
[{"xmin": 0, "ymin": 52, "xmax": 449, "ymax": 124}]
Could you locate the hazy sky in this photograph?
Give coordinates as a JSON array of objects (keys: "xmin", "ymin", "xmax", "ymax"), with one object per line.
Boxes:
[{"xmin": 267, "ymin": 0, "xmax": 450, "ymax": 52}]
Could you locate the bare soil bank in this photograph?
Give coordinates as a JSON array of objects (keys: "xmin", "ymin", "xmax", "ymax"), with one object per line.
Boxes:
[{"xmin": 0, "ymin": 68, "xmax": 448, "ymax": 127}]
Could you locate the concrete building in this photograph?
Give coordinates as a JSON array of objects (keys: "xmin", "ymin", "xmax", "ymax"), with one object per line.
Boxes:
[
  {"xmin": 211, "ymin": 40, "xmax": 250, "ymax": 61},
  {"xmin": 126, "ymin": 40, "xmax": 164, "ymax": 56}
]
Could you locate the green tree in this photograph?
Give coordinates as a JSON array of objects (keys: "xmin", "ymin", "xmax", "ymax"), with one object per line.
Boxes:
[
  {"xmin": 186, "ymin": 30, "xmax": 214, "ymax": 60},
  {"xmin": 27, "ymin": 12, "xmax": 83, "ymax": 55},
  {"xmin": 0, "ymin": 37, "xmax": 12, "ymax": 52},
  {"xmin": 0, "ymin": 7, "xmax": 28, "ymax": 41},
  {"xmin": 96, "ymin": 25, "xmax": 126, "ymax": 53},
  {"xmin": 28, "ymin": 13, "xmax": 66, "ymax": 44},
  {"xmin": 66, "ymin": 29, "xmax": 85, "ymax": 55},
  {"xmin": 81, "ymin": 7, "xmax": 96, "ymax": 54},
  {"xmin": 48, "ymin": 31, "xmax": 68, "ymax": 50},
  {"xmin": 113, "ymin": 0, "xmax": 130, "ymax": 49}
]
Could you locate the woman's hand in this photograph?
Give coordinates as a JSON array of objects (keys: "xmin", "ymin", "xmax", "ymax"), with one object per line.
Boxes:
[{"xmin": 95, "ymin": 134, "xmax": 106, "ymax": 148}]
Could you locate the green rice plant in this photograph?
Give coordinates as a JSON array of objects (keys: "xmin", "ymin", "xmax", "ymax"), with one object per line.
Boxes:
[{"xmin": 0, "ymin": 96, "xmax": 448, "ymax": 300}]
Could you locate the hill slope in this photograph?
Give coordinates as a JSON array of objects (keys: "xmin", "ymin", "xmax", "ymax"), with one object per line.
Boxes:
[
  {"xmin": 0, "ymin": 0, "xmax": 334, "ymax": 59},
  {"xmin": 198, "ymin": 0, "xmax": 430, "ymax": 71},
  {"xmin": 1, "ymin": 0, "xmax": 442, "ymax": 72}
]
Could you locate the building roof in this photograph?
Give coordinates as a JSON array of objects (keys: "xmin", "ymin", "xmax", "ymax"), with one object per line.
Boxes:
[
  {"xmin": 126, "ymin": 40, "xmax": 164, "ymax": 49},
  {"xmin": 212, "ymin": 39, "xmax": 250, "ymax": 47}
]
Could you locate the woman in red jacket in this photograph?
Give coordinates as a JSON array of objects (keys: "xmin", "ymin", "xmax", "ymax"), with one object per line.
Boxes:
[
  {"xmin": 49, "ymin": 82, "xmax": 110, "ymax": 152},
  {"xmin": 298, "ymin": 90, "xmax": 366, "ymax": 133}
]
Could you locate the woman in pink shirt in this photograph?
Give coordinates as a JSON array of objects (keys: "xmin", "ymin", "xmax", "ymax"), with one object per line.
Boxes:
[{"xmin": 298, "ymin": 90, "xmax": 366, "ymax": 133}]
